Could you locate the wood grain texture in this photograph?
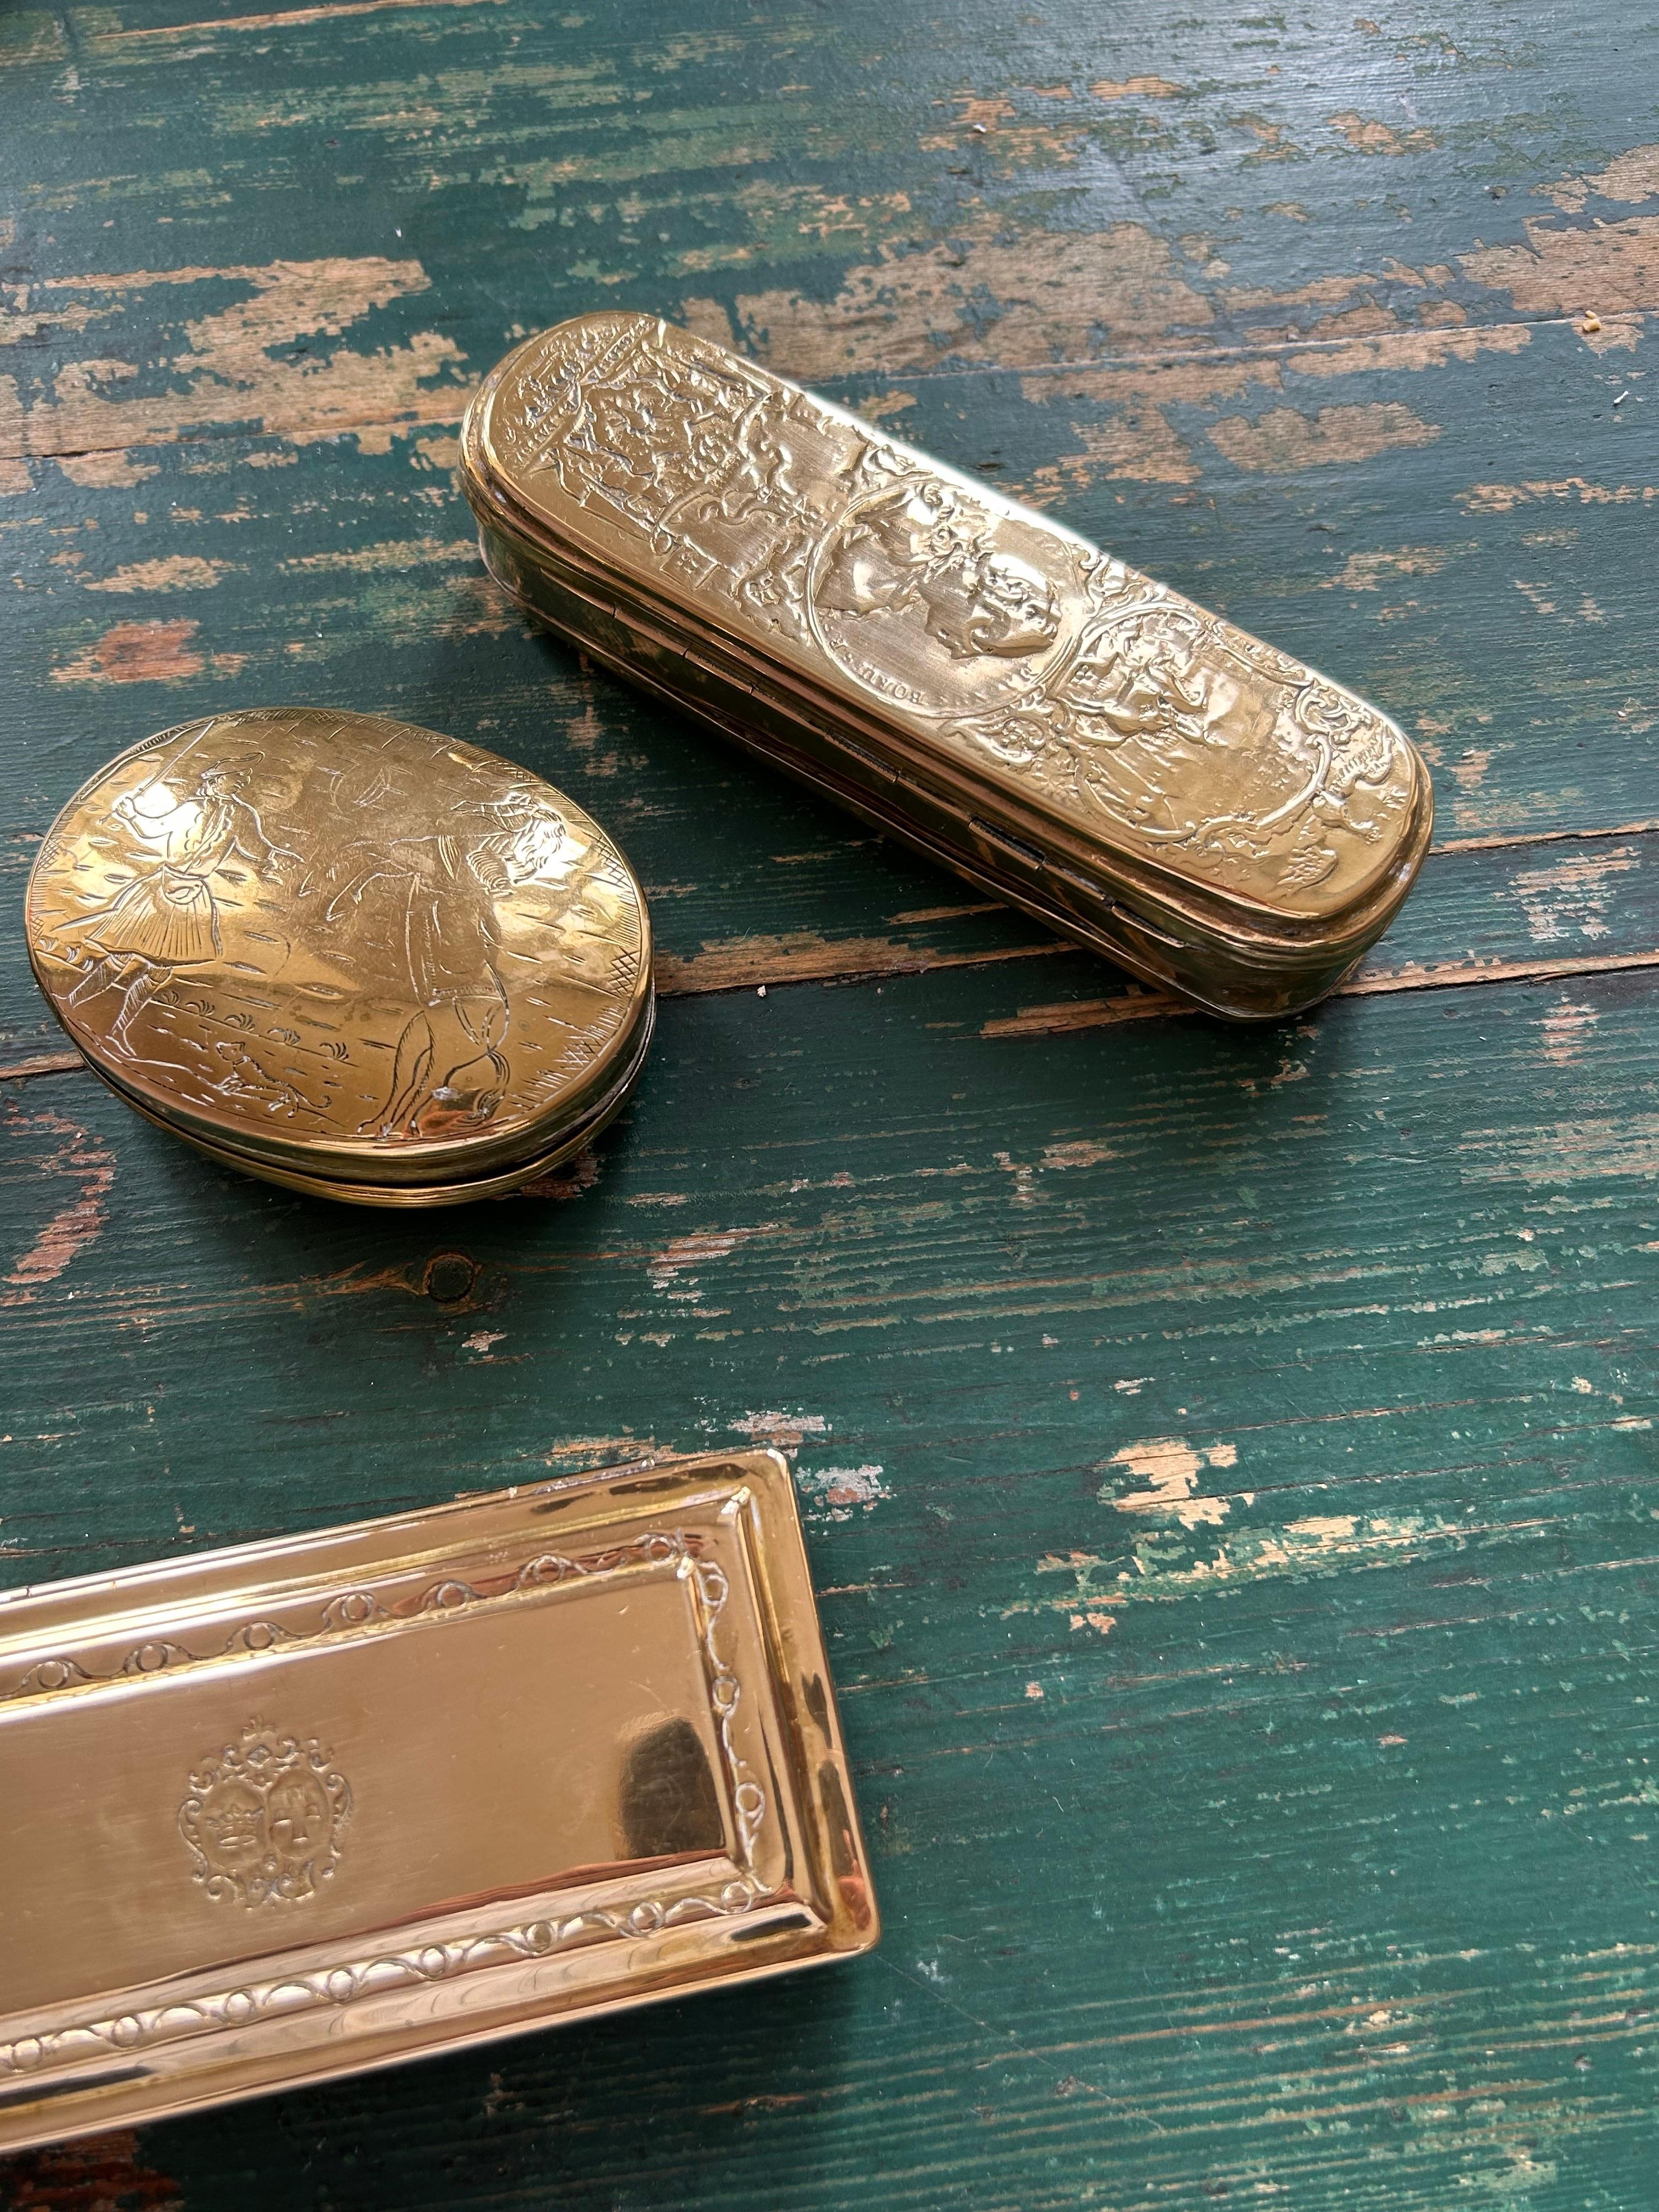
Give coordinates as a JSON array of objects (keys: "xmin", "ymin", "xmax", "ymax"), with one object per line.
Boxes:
[{"xmin": 1, "ymin": 2, "xmax": 1656, "ymax": 2207}]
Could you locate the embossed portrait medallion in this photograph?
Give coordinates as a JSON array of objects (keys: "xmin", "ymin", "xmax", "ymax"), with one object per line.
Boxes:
[
  {"xmin": 179, "ymin": 1722, "xmax": 351, "ymax": 1908},
  {"xmin": 26, "ymin": 709, "xmax": 653, "ymax": 1198},
  {"xmin": 805, "ymin": 475, "xmax": 1076, "ymax": 720}
]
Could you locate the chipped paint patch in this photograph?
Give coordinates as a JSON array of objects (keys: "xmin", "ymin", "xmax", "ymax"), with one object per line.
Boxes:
[
  {"xmin": 1514, "ymin": 577, "xmax": 1610, "ymax": 623},
  {"xmin": 1458, "ymin": 1113, "xmax": 1659, "ymax": 1186},
  {"xmin": 1459, "ymin": 477, "xmax": 1659, "ymax": 513},
  {"xmin": 1511, "ymin": 847, "xmax": 1639, "ymax": 943},
  {"xmin": 655, "ymin": 928, "xmax": 1056, "ymax": 995},
  {"xmin": 1449, "ymin": 747, "xmax": 1492, "ymax": 792},
  {"xmin": 1325, "ymin": 111, "xmax": 1438, "ymax": 156},
  {"xmin": 1321, "ymin": 544, "xmax": 1452, "ymax": 592},
  {"xmin": 1237, "ymin": 117, "xmax": 1304, "ymax": 164},
  {"xmin": 726, "ymin": 221, "xmax": 1212, "ymax": 380},
  {"xmin": 1135, "ymin": 1511, "xmax": 1462, "ymax": 1595},
  {"xmin": 281, "ymin": 535, "xmax": 476, "ymax": 574},
  {"xmin": 89, "ymin": 0, "xmax": 515, "ymax": 46},
  {"xmin": 1540, "ymin": 999, "xmax": 1599, "ymax": 1066},
  {"xmin": 727, "ymin": 1408, "xmax": 830, "ymax": 1450},
  {"xmin": 461, "ymin": 1329, "xmax": 506, "ymax": 1355},
  {"xmin": 1100, "ymin": 1437, "xmax": 1237, "ymax": 1528},
  {"xmin": 1288, "ymin": 319, "xmax": 1530, "ymax": 379},
  {"xmin": 410, "ymin": 428, "xmax": 460, "ymax": 473},
  {"xmin": 1209, "ymin": 403, "xmax": 1440, "ymax": 472},
  {"xmin": 1019, "ymin": 1510, "xmax": 1465, "ymax": 1628},
  {"xmin": 0, "ymin": 2128, "xmax": 182, "ymax": 2212},
  {"xmin": 10, "ymin": 258, "xmax": 464, "ymax": 462},
  {"xmin": 50, "ymin": 617, "xmax": 206, "ymax": 683},
  {"xmin": 649, "ymin": 1224, "xmax": 774, "ymax": 1296},
  {"xmin": 857, "ymin": 390, "xmax": 918, "ymax": 421},
  {"xmin": 57, "ymin": 449, "xmax": 160, "ymax": 488},
  {"xmin": 1017, "ymin": 356, "xmax": 1282, "ymax": 492},
  {"xmin": 1041, "ymin": 1139, "xmax": 1117, "ymax": 1169},
  {"xmin": 1462, "ymin": 215, "xmax": 1659, "ymax": 322},
  {"xmin": 1018, "ymin": 409, "xmax": 1197, "ymax": 492},
  {"xmin": 1090, "ymin": 75, "xmax": 1182, "ymax": 99},
  {"xmin": 1024, "ymin": 357, "xmax": 1280, "ymax": 409},
  {"xmin": 83, "ymin": 555, "xmax": 235, "ymax": 594},
  {"xmin": 1, "ymin": 1103, "xmax": 116, "ymax": 1306},
  {"xmin": 1542, "ymin": 141, "xmax": 1659, "ymax": 215},
  {"xmin": 796, "ymin": 1462, "xmax": 889, "ymax": 1522},
  {"xmin": 538, "ymin": 1432, "xmax": 656, "ymax": 1474},
  {"xmin": 1032, "ymin": 1550, "xmax": 1118, "ymax": 1633}
]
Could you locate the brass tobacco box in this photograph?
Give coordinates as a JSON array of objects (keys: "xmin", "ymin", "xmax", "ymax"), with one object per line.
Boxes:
[
  {"xmin": 461, "ymin": 312, "xmax": 1432, "ymax": 1019},
  {"xmin": 25, "ymin": 708, "xmax": 653, "ymax": 1204},
  {"xmin": 0, "ymin": 1450, "xmax": 876, "ymax": 2151}
]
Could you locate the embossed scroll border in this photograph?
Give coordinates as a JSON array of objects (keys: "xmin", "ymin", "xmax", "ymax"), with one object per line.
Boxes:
[{"xmin": 0, "ymin": 1528, "xmax": 770, "ymax": 2086}]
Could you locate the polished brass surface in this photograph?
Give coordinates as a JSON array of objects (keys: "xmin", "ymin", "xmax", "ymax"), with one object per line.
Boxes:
[
  {"xmin": 0, "ymin": 1450, "xmax": 877, "ymax": 2152},
  {"xmin": 26, "ymin": 708, "xmax": 653, "ymax": 1194},
  {"xmin": 460, "ymin": 312, "xmax": 1432, "ymax": 1018},
  {"xmin": 93, "ymin": 988, "xmax": 654, "ymax": 1205}
]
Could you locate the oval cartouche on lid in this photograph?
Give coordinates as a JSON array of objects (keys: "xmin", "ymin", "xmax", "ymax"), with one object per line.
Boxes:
[
  {"xmin": 26, "ymin": 708, "xmax": 653, "ymax": 1205},
  {"xmin": 459, "ymin": 312, "xmax": 1432, "ymax": 1019}
]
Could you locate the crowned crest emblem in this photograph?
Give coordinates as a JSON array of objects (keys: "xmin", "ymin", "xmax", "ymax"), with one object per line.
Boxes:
[{"xmin": 179, "ymin": 1720, "xmax": 352, "ymax": 1907}]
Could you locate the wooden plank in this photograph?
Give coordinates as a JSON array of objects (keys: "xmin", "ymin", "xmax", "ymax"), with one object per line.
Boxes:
[
  {"xmin": 0, "ymin": 0, "xmax": 1654, "ymax": 880},
  {"xmin": 2, "ymin": 964, "xmax": 1657, "ymax": 2205}
]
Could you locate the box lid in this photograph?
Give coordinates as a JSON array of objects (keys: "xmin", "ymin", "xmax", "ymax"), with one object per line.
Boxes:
[
  {"xmin": 0, "ymin": 1450, "xmax": 876, "ymax": 2151},
  {"xmin": 464, "ymin": 313, "xmax": 1430, "ymax": 943},
  {"xmin": 25, "ymin": 708, "xmax": 653, "ymax": 1194}
]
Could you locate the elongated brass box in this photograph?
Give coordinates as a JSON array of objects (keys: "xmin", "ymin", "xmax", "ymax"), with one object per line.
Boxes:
[
  {"xmin": 461, "ymin": 312, "xmax": 1432, "ymax": 1019},
  {"xmin": 0, "ymin": 1452, "xmax": 876, "ymax": 2151}
]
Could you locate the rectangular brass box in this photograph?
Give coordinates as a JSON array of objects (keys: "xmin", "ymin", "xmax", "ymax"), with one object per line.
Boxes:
[
  {"xmin": 460, "ymin": 313, "xmax": 1432, "ymax": 1020},
  {"xmin": 0, "ymin": 1451, "xmax": 876, "ymax": 2152}
]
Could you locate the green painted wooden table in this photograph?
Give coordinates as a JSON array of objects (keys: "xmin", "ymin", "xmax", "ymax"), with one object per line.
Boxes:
[{"xmin": 2, "ymin": 3, "xmax": 1657, "ymax": 2204}]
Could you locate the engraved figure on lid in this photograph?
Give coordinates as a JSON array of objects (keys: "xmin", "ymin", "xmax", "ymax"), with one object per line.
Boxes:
[{"xmin": 43, "ymin": 757, "xmax": 298, "ymax": 1062}]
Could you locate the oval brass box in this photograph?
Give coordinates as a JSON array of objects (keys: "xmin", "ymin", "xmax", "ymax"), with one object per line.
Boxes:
[
  {"xmin": 26, "ymin": 708, "xmax": 653, "ymax": 1205},
  {"xmin": 460, "ymin": 312, "xmax": 1432, "ymax": 1019}
]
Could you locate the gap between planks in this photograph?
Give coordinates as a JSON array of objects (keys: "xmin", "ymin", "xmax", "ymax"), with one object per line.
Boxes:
[{"xmin": 4, "ymin": 941, "xmax": 1657, "ymax": 1088}]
